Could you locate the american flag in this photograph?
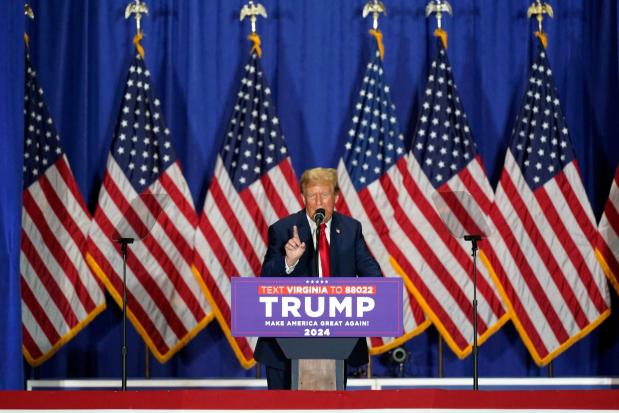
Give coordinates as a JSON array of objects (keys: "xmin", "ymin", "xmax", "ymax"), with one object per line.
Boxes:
[
  {"xmin": 483, "ymin": 42, "xmax": 611, "ymax": 365},
  {"xmin": 336, "ymin": 41, "xmax": 429, "ymax": 353},
  {"xmin": 193, "ymin": 50, "xmax": 302, "ymax": 368},
  {"xmin": 597, "ymin": 166, "xmax": 619, "ymax": 296},
  {"xmin": 390, "ymin": 37, "xmax": 508, "ymax": 357},
  {"xmin": 21, "ymin": 53, "xmax": 106, "ymax": 366},
  {"xmin": 86, "ymin": 53, "xmax": 212, "ymax": 363}
]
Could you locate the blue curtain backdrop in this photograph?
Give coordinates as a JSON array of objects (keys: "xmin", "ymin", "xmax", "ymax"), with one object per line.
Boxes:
[
  {"xmin": 1, "ymin": 0, "xmax": 618, "ymax": 388},
  {"xmin": 0, "ymin": 0, "xmax": 25, "ymax": 391}
]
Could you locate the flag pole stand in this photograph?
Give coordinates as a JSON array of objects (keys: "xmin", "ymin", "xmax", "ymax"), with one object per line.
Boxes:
[
  {"xmin": 117, "ymin": 237, "xmax": 134, "ymax": 391},
  {"xmin": 464, "ymin": 234, "xmax": 482, "ymax": 391},
  {"xmin": 144, "ymin": 344, "xmax": 150, "ymax": 379},
  {"xmin": 437, "ymin": 335, "xmax": 444, "ymax": 378},
  {"xmin": 547, "ymin": 361, "xmax": 553, "ymax": 378}
]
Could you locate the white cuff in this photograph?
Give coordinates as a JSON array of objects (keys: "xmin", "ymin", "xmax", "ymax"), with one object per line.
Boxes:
[{"xmin": 285, "ymin": 258, "xmax": 298, "ymax": 274}]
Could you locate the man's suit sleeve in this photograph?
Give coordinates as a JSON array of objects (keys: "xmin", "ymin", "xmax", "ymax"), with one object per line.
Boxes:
[
  {"xmin": 260, "ymin": 224, "xmax": 287, "ymax": 277},
  {"xmin": 354, "ymin": 221, "xmax": 382, "ymax": 277}
]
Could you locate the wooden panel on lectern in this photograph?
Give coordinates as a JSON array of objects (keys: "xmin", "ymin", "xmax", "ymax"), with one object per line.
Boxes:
[{"xmin": 298, "ymin": 359, "xmax": 336, "ymax": 390}]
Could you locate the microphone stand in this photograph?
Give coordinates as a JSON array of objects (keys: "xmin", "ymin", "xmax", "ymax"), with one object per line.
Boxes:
[
  {"xmin": 117, "ymin": 237, "xmax": 134, "ymax": 391},
  {"xmin": 464, "ymin": 234, "xmax": 481, "ymax": 391},
  {"xmin": 313, "ymin": 209, "xmax": 325, "ymax": 277}
]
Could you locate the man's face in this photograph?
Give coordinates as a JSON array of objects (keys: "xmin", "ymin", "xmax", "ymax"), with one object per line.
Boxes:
[{"xmin": 302, "ymin": 182, "xmax": 337, "ymax": 223}]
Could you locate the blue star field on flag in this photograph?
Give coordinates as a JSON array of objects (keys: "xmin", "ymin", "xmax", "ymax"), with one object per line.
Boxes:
[
  {"xmin": 509, "ymin": 45, "xmax": 575, "ymax": 190},
  {"xmin": 23, "ymin": 54, "xmax": 63, "ymax": 188},
  {"xmin": 410, "ymin": 39, "xmax": 479, "ymax": 188},
  {"xmin": 342, "ymin": 49, "xmax": 405, "ymax": 192},
  {"xmin": 111, "ymin": 54, "xmax": 176, "ymax": 194},
  {"xmin": 220, "ymin": 53, "xmax": 288, "ymax": 192}
]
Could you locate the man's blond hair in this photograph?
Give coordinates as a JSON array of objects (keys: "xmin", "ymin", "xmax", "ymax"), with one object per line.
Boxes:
[{"xmin": 299, "ymin": 167, "xmax": 339, "ymax": 194}]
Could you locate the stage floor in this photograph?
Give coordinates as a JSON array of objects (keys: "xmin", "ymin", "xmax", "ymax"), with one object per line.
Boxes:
[{"xmin": 1, "ymin": 388, "xmax": 618, "ymax": 412}]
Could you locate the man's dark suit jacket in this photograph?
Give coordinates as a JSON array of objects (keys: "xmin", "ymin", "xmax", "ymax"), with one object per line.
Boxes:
[{"xmin": 255, "ymin": 210, "xmax": 382, "ymax": 370}]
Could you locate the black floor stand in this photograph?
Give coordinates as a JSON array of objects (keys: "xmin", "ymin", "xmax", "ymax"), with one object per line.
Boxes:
[
  {"xmin": 117, "ymin": 237, "xmax": 134, "ymax": 391},
  {"xmin": 464, "ymin": 234, "xmax": 482, "ymax": 391}
]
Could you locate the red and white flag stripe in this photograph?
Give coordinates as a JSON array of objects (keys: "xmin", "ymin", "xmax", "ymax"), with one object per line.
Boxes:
[
  {"xmin": 338, "ymin": 159, "xmax": 430, "ymax": 353},
  {"xmin": 387, "ymin": 155, "xmax": 508, "ymax": 356},
  {"xmin": 21, "ymin": 155, "xmax": 106, "ymax": 365},
  {"xmin": 87, "ymin": 157, "xmax": 211, "ymax": 362},
  {"xmin": 194, "ymin": 157, "xmax": 302, "ymax": 368},
  {"xmin": 597, "ymin": 166, "xmax": 619, "ymax": 296},
  {"xmin": 485, "ymin": 153, "xmax": 610, "ymax": 364}
]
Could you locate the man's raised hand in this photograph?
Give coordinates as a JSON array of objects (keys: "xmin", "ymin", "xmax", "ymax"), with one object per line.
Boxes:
[{"xmin": 284, "ymin": 225, "xmax": 306, "ymax": 267}]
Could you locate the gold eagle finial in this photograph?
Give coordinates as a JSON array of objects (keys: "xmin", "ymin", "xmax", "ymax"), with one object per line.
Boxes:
[
  {"xmin": 425, "ymin": 0, "xmax": 452, "ymax": 30},
  {"xmin": 362, "ymin": 0, "xmax": 387, "ymax": 31},
  {"xmin": 527, "ymin": 0, "xmax": 553, "ymax": 33},
  {"xmin": 24, "ymin": 4, "xmax": 34, "ymax": 19},
  {"xmin": 125, "ymin": 0, "xmax": 149, "ymax": 34},
  {"xmin": 240, "ymin": 1, "xmax": 268, "ymax": 34}
]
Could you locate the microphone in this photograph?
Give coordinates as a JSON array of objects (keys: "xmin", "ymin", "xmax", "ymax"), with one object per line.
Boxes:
[{"xmin": 313, "ymin": 208, "xmax": 326, "ymax": 225}]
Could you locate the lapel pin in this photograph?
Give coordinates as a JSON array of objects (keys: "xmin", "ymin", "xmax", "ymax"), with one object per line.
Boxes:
[{"xmin": 336, "ymin": 228, "xmax": 341, "ymax": 234}]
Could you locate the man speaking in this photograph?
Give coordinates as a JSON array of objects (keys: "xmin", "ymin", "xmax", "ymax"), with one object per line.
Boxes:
[{"xmin": 255, "ymin": 167, "xmax": 382, "ymax": 389}]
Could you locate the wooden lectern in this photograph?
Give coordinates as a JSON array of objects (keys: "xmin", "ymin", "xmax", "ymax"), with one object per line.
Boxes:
[{"xmin": 276, "ymin": 337, "xmax": 359, "ymax": 390}]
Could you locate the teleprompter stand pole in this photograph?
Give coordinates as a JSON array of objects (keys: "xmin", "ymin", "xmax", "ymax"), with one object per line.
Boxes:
[
  {"xmin": 464, "ymin": 234, "xmax": 482, "ymax": 391},
  {"xmin": 117, "ymin": 237, "xmax": 134, "ymax": 391}
]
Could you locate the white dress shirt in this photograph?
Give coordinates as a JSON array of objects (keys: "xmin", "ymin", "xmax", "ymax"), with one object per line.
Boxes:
[{"xmin": 285, "ymin": 214, "xmax": 331, "ymax": 277}]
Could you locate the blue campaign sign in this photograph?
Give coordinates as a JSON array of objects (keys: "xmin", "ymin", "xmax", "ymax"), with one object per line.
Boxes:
[{"xmin": 231, "ymin": 277, "xmax": 403, "ymax": 338}]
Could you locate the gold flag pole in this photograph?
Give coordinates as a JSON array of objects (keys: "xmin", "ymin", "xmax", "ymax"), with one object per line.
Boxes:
[
  {"xmin": 425, "ymin": 0, "xmax": 452, "ymax": 377},
  {"xmin": 24, "ymin": 3, "xmax": 34, "ymax": 47},
  {"xmin": 125, "ymin": 0, "xmax": 149, "ymax": 58},
  {"xmin": 240, "ymin": 0, "xmax": 267, "ymax": 58},
  {"xmin": 121, "ymin": 2, "xmax": 150, "ymax": 387},
  {"xmin": 527, "ymin": 0, "xmax": 554, "ymax": 49},
  {"xmin": 240, "ymin": 1, "xmax": 267, "ymax": 378},
  {"xmin": 363, "ymin": 0, "xmax": 387, "ymax": 61},
  {"xmin": 425, "ymin": 0, "xmax": 452, "ymax": 49},
  {"xmin": 528, "ymin": 1, "xmax": 554, "ymax": 376}
]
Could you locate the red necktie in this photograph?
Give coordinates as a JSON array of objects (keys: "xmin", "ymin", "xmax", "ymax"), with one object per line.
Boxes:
[{"xmin": 318, "ymin": 223, "xmax": 330, "ymax": 277}]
